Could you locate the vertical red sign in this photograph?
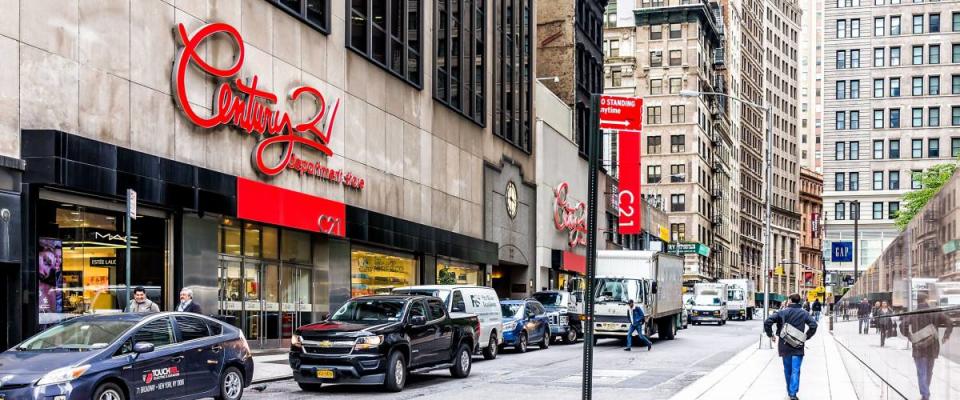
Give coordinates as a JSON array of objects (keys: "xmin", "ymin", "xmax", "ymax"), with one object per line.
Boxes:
[{"xmin": 618, "ymin": 129, "xmax": 643, "ymax": 235}]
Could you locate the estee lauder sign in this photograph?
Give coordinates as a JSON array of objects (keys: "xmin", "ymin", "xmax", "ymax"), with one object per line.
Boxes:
[{"xmin": 172, "ymin": 22, "xmax": 364, "ymax": 190}]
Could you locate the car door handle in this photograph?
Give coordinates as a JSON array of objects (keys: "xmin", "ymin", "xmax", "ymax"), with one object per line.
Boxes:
[
  {"xmin": 172, "ymin": 356, "xmax": 184, "ymax": 363},
  {"xmin": 211, "ymin": 345, "xmax": 223, "ymax": 353}
]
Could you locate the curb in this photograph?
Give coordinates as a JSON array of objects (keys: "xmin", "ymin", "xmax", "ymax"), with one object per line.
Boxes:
[{"xmin": 252, "ymin": 375, "xmax": 293, "ymax": 385}]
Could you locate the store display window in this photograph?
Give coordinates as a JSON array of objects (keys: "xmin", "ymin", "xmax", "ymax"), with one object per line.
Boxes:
[
  {"xmin": 351, "ymin": 248, "xmax": 418, "ymax": 297},
  {"xmin": 437, "ymin": 259, "xmax": 481, "ymax": 285}
]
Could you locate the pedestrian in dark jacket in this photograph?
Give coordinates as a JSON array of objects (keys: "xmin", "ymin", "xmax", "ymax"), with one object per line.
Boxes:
[
  {"xmin": 875, "ymin": 301, "xmax": 894, "ymax": 347},
  {"xmin": 811, "ymin": 299, "xmax": 822, "ymax": 322},
  {"xmin": 764, "ymin": 294, "xmax": 818, "ymax": 400},
  {"xmin": 624, "ymin": 299, "xmax": 652, "ymax": 351},
  {"xmin": 857, "ymin": 299, "xmax": 872, "ymax": 334},
  {"xmin": 176, "ymin": 288, "xmax": 202, "ymax": 314},
  {"xmin": 899, "ymin": 296, "xmax": 953, "ymax": 400}
]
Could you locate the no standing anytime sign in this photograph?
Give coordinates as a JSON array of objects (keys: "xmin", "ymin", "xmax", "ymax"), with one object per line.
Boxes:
[{"xmin": 599, "ymin": 95, "xmax": 643, "ymax": 132}]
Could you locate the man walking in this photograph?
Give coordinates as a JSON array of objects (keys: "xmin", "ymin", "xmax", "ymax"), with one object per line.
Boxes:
[
  {"xmin": 900, "ymin": 294, "xmax": 952, "ymax": 400},
  {"xmin": 176, "ymin": 288, "xmax": 202, "ymax": 314},
  {"xmin": 764, "ymin": 294, "xmax": 818, "ymax": 400},
  {"xmin": 125, "ymin": 286, "xmax": 159, "ymax": 313},
  {"xmin": 811, "ymin": 299, "xmax": 822, "ymax": 322},
  {"xmin": 624, "ymin": 299, "xmax": 652, "ymax": 352},
  {"xmin": 857, "ymin": 298, "xmax": 872, "ymax": 334}
]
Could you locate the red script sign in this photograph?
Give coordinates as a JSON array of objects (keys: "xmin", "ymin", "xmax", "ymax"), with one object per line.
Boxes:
[
  {"xmin": 553, "ymin": 182, "xmax": 587, "ymax": 248},
  {"xmin": 599, "ymin": 95, "xmax": 643, "ymax": 132}
]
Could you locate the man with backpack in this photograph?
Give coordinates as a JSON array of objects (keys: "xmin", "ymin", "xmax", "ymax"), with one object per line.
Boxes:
[
  {"xmin": 900, "ymin": 294, "xmax": 952, "ymax": 400},
  {"xmin": 764, "ymin": 294, "xmax": 818, "ymax": 400}
]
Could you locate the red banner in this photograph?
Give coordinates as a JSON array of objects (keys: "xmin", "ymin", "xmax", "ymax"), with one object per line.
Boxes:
[
  {"xmin": 237, "ymin": 178, "xmax": 346, "ymax": 237},
  {"xmin": 618, "ymin": 129, "xmax": 643, "ymax": 235}
]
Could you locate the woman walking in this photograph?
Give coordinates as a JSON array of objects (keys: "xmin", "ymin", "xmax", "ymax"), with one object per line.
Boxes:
[{"xmin": 876, "ymin": 301, "xmax": 894, "ymax": 347}]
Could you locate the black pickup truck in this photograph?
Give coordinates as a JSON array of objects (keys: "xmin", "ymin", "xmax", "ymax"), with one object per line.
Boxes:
[{"xmin": 289, "ymin": 295, "xmax": 480, "ymax": 392}]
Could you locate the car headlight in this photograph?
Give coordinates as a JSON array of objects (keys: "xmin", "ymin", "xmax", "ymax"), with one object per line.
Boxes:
[
  {"xmin": 291, "ymin": 333, "xmax": 302, "ymax": 346},
  {"xmin": 354, "ymin": 335, "xmax": 384, "ymax": 351},
  {"xmin": 36, "ymin": 365, "xmax": 90, "ymax": 386},
  {"xmin": 715, "ymin": 311, "xmax": 721, "ymax": 316},
  {"xmin": 504, "ymin": 321, "xmax": 518, "ymax": 331}
]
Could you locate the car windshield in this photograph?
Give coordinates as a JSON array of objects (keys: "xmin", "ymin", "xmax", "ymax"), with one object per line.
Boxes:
[
  {"xmin": 392, "ymin": 289, "xmax": 451, "ymax": 305},
  {"xmin": 694, "ymin": 295, "xmax": 722, "ymax": 306},
  {"xmin": 501, "ymin": 303, "xmax": 523, "ymax": 318},
  {"xmin": 330, "ymin": 299, "xmax": 406, "ymax": 322},
  {"xmin": 18, "ymin": 319, "xmax": 135, "ymax": 351},
  {"xmin": 531, "ymin": 293, "xmax": 562, "ymax": 306},
  {"xmin": 595, "ymin": 278, "xmax": 640, "ymax": 303},
  {"xmin": 728, "ymin": 289, "xmax": 744, "ymax": 301}
]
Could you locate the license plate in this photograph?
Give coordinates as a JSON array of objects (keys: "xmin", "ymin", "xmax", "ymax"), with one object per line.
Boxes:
[{"xmin": 316, "ymin": 369, "xmax": 335, "ymax": 379}]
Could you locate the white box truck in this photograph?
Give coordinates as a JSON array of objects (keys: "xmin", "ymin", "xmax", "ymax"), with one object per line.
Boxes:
[
  {"xmin": 718, "ymin": 279, "xmax": 757, "ymax": 320},
  {"xmin": 592, "ymin": 251, "xmax": 684, "ymax": 342},
  {"xmin": 690, "ymin": 283, "xmax": 729, "ymax": 325}
]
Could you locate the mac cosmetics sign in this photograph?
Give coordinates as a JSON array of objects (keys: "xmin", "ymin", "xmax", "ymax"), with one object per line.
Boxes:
[{"xmin": 172, "ymin": 22, "xmax": 364, "ymax": 190}]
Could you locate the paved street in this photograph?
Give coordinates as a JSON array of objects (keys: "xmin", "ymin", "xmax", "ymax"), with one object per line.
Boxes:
[{"xmin": 243, "ymin": 320, "xmax": 762, "ymax": 399}]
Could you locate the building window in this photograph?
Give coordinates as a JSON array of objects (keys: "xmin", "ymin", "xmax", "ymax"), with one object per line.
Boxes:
[
  {"xmin": 850, "ymin": 172, "xmax": 860, "ymax": 190},
  {"xmin": 647, "ymin": 165, "xmax": 662, "ymax": 183},
  {"xmin": 647, "ymin": 136, "xmax": 662, "ymax": 154},
  {"xmin": 890, "ymin": 108, "xmax": 900, "ymax": 128},
  {"xmin": 873, "ymin": 202, "xmax": 884, "ymax": 219},
  {"xmin": 953, "ymin": 138, "xmax": 960, "ymax": 157},
  {"xmin": 852, "ymin": 19, "xmax": 860, "ymax": 37},
  {"xmin": 850, "ymin": 141, "xmax": 860, "ymax": 160},
  {"xmin": 912, "ymin": 107, "xmax": 923, "ymax": 127},
  {"xmin": 650, "ymin": 25, "xmax": 663, "ymax": 40},
  {"xmin": 670, "ymin": 164, "xmax": 686, "ymax": 182},
  {"xmin": 912, "ymin": 77, "xmax": 922, "ymax": 96},
  {"xmin": 889, "ymin": 170, "xmax": 900, "ymax": 189},
  {"xmin": 650, "ymin": 51, "xmax": 663, "ymax": 67},
  {"xmin": 348, "ymin": 0, "xmax": 422, "ymax": 87},
  {"xmin": 835, "ymin": 111, "xmax": 846, "ymax": 129},
  {"xmin": 931, "ymin": 13, "xmax": 941, "ymax": 33},
  {"xmin": 873, "ymin": 109, "xmax": 884, "ymax": 128},
  {"xmin": 836, "ymin": 202, "xmax": 846, "ymax": 220},
  {"xmin": 493, "ymin": 0, "xmax": 533, "ymax": 152},
  {"xmin": 669, "ymin": 23, "xmax": 682, "ymax": 38},
  {"xmin": 837, "ymin": 19, "xmax": 847, "ymax": 38},
  {"xmin": 647, "ymin": 106, "xmax": 662, "ymax": 124},
  {"xmin": 912, "ymin": 138, "xmax": 923, "ymax": 157},
  {"xmin": 835, "ymin": 141, "xmax": 846, "ymax": 160},
  {"xmin": 890, "ymin": 77, "xmax": 900, "ymax": 97},
  {"xmin": 670, "ymin": 105, "xmax": 685, "ymax": 123},
  {"xmin": 836, "ymin": 81, "xmax": 846, "ymax": 99},
  {"xmin": 930, "ymin": 106, "xmax": 940, "ymax": 126},
  {"xmin": 607, "ymin": 39, "xmax": 620, "ymax": 58},
  {"xmin": 875, "ymin": 17, "xmax": 885, "ymax": 36},
  {"xmin": 929, "ymin": 138, "xmax": 940, "ymax": 158},
  {"xmin": 850, "ymin": 80, "xmax": 860, "ymax": 98},
  {"xmin": 669, "ymin": 50, "xmax": 682, "ymax": 66},
  {"xmin": 269, "ymin": 0, "xmax": 329, "ymax": 33},
  {"xmin": 954, "ymin": 44, "xmax": 960, "ymax": 63},
  {"xmin": 435, "ymin": 0, "xmax": 485, "ymax": 124},
  {"xmin": 874, "ymin": 47, "xmax": 884, "ymax": 67},
  {"xmin": 650, "ymin": 79, "xmax": 662, "ymax": 95},
  {"xmin": 671, "ymin": 223, "xmax": 686, "ymax": 241},
  {"xmin": 913, "ymin": 14, "xmax": 923, "ymax": 34},
  {"xmin": 913, "ymin": 45, "xmax": 923, "ymax": 65},
  {"xmin": 890, "ymin": 46, "xmax": 901, "ymax": 65},
  {"xmin": 351, "ymin": 248, "xmax": 418, "ymax": 297},
  {"xmin": 836, "ymin": 50, "xmax": 846, "ymax": 69},
  {"xmin": 671, "ymin": 194, "xmax": 686, "ymax": 212},
  {"xmin": 930, "ymin": 75, "xmax": 940, "ymax": 95},
  {"xmin": 954, "ymin": 12, "xmax": 960, "ymax": 31},
  {"xmin": 890, "ymin": 139, "xmax": 900, "ymax": 158},
  {"xmin": 912, "ymin": 170, "xmax": 922, "ymax": 189},
  {"xmin": 954, "ymin": 75, "xmax": 960, "ymax": 93},
  {"xmin": 670, "ymin": 135, "xmax": 685, "ymax": 153},
  {"xmin": 873, "ymin": 171, "xmax": 884, "ymax": 190},
  {"xmin": 930, "ymin": 45, "xmax": 940, "ymax": 64},
  {"xmin": 835, "ymin": 173, "xmax": 845, "ymax": 191},
  {"xmin": 889, "ymin": 202, "xmax": 900, "ymax": 218},
  {"xmin": 850, "ymin": 110, "xmax": 860, "ymax": 129},
  {"xmin": 873, "ymin": 140, "xmax": 884, "ymax": 159},
  {"xmin": 611, "ymin": 67, "xmax": 622, "ymax": 86},
  {"xmin": 873, "ymin": 78, "xmax": 884, "ymax": 97},
  {"xmin": 953, "ymin": 106, "xmax": 960, "ymax": 125},
  {"xmin": 670, "ymin": 77, "xmax": 682, "ymax": 93},
  {"xmin": 851, "ymin": 49, "xmax": 860, "ymax": 67},
  {"xmin": 891, "ymin": 16, "xmax": 901, "ymax": 35}
]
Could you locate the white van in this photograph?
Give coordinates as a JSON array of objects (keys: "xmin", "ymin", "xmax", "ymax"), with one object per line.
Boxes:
[{"xmin": 392, "ymin": 285, "xmax": 504, "ymax": 359}]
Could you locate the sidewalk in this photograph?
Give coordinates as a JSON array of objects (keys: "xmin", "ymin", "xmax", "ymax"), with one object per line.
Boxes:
[
  {"xmin": 251, "ymin": 350, "xmax": 293, "ymax": 383},
  {"xmin": 670, "ymin": 332, "xmax": 857, "ymax": 400}
]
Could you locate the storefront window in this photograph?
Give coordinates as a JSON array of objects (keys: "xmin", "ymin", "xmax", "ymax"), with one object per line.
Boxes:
[
  {"xmin": 437, "ymin": 259, "xmax": 481, "ymax": 285},
  {"xmin": 243, "ymin": 223, "xmax": 261, "ymax": 257},
  {"xmin": 262, "ymin": 226, "xmax": 279, "ymax": 259},
  {"xmin": 220, "ymin": 219, "xmax": 241, "ymax": 256},
  {"xmin": 281, "ymin": 229, "xmax": 311, "ymax": 263},
  {"xmin": 37, "ymin": 200, "xmax": 168, "ymax": 326},
  {"xmin": 351, "ymin": 248, "xmax": 418, "ymax": 297}
]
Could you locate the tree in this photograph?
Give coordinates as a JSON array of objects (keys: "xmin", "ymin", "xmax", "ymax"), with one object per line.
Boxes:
[{"xmin": 894, "ymin": 163, "xmax": 958, "ymax": 230}]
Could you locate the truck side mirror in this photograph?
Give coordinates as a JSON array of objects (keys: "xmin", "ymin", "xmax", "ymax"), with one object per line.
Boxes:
[
  {"xmin": 651, "ymin": 282, "xmax": 658, "ymax": 294},
  {"xmin": 410, "ymin": 315, "xmax": 427, "ymax": 326}
]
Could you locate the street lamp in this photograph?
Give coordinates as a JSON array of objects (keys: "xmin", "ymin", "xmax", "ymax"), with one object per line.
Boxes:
[{"xmin": 681, "ymin": 89, "xmax": 774, "ymax": 348}]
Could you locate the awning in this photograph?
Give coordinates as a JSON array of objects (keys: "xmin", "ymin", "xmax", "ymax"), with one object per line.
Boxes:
[
  {"xmin": 551, "ymin": 249, "xmax": 586, "ymax": 275},
  {"xmin": 755, "ymin": 293, "xmax": 787, "ymax": 303}
]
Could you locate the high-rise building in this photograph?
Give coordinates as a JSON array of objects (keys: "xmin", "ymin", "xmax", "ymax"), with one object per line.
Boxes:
[
  {"xmin": 800, "ymin": 167, "xmax": 824, "ymax": 297},
  {"xmin": 766, "ymin": 0, "xmax": 803, "ymax": 297},
  {"xmin": 799, "ymin": 0, "xmax": 824, "ymax": 173},
  {"xmin": 823, "ymin": 0, "xmax": 956, "ymax": 278},
  {"xmin": 603, "ymin": 0, "xmax": 736, "ymax": 283}
]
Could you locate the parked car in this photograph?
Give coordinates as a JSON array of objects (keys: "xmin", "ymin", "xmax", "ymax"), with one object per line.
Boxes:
[
  {"xmin": 290, "ymin": 295, "xmax": 479, "ymax": 392},
  {"xmin": 0, "ymin": 312, "xmax": 253, "ymax": 400},
  {"xmin": 530, "ymin": 290, "xmax": 582, "ymax": 343},
  {"xmin": 500, "ymin": 299, "xmax": 550, "ymax": 353},
  {"xmin": 392, "ymin": 285, "xmax": 503, "ymax": 359}
]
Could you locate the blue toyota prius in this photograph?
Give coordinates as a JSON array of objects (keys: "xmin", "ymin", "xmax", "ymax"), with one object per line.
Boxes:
[{"xmin": 0, "ymin": 312, "xmax": 253, "ymax": 400}]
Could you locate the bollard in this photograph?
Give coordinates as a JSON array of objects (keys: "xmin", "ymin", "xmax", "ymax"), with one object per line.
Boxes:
[{"xmin": 829, "ymin": 313, "xmax": 834, "ymax": 331}]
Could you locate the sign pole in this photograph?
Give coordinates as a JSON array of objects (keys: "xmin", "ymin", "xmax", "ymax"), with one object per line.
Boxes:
[
  {"xmin": 125, "ymin": 189, "xmax": 136, "ymax": 306},
  {"xmin": 581, "ymin": 93, "xmax": 601, "ymax": 400}
]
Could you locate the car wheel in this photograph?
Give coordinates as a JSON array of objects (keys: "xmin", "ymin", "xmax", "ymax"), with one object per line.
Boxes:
[
  {"xmin": 539, "ymin": 332, "xmax": 550, "ymax": 349},
  {"xmin": 384, "ymin": 351, "xmax": 407, "ymax": 392},
  {"xmin": 564, "ymin": 328, "xmax": 578, "ymax": 344},
  {"xmin": 215, "ymin": 366, "xmax": 244, "ymax": 400},
  {"xmin": 297, "ymin": 382, "xmax": 324, "ymax": 392},
  {"xmin": 450, "ymin": 343, "xmax": 472, "ymax": 378},
  {"xmin": 517, "ymin": 332, "xmax": 528, "ymax": 353},
  {"xmin": 94, "ymin": 382, "xmax": 125, "ymax": 400},
  {"xmin": 482, "ymin": 334, "xmax": 498, "ymax": 360}
]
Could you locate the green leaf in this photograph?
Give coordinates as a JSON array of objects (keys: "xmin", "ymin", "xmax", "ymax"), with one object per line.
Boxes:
[{"xmin": 895, "ymin": 163, "xmax": 957, "ymax": 230}]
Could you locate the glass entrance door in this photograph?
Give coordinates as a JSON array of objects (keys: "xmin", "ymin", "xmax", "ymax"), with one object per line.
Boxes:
[
  {"xmin": 218, "ymin": 258, "xmax": 281, "ymax": 349},
  {"xmin": 281, "ymin": 264, "xmax": 312, "ymax": 346}
]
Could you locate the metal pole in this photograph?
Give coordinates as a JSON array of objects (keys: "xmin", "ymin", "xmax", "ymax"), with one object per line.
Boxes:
[
  {"xmin": 125, "ymin": 198, "xmax": 132, "ymax": 307},
  {"xmin": 581, "ymin": 93, "xmax": 601, "ymax": 400},
  {"xmin": 852, "ymin": 200, "xmax": 859, "ymax": 285},
  {"xmin": 761, "ymin": 104, "xmax": 773, "ymax": 349}
]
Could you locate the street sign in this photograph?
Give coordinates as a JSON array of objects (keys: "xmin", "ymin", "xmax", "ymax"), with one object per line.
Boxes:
[
  {"xmin": 599, "ymin": 95, "xmax": 643, "ymax": 131},
  {"xmin": 667, "ymin": 242, "xmax": 710, "ymax": 256},
  {"xmin": 618, "ymin": 128, "xmax": 642, "ymax": 234},
  {"xmin": 127, "ymin": 189, "xmax": 137, "ymax": 219},
  {"xmin": 831, "ymin": 242, "xmax": 853, "ymax": 262}
]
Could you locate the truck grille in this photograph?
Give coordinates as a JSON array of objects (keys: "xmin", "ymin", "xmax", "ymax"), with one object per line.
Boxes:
[{"xmin": 302, "ymin": 339, "xmax": 355, "ymax": 355}]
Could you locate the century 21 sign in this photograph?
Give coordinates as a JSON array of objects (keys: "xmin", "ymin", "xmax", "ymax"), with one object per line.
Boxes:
[{"xmin": 172, "ymin": 22, "xmax": 364, "ymax": 190}]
